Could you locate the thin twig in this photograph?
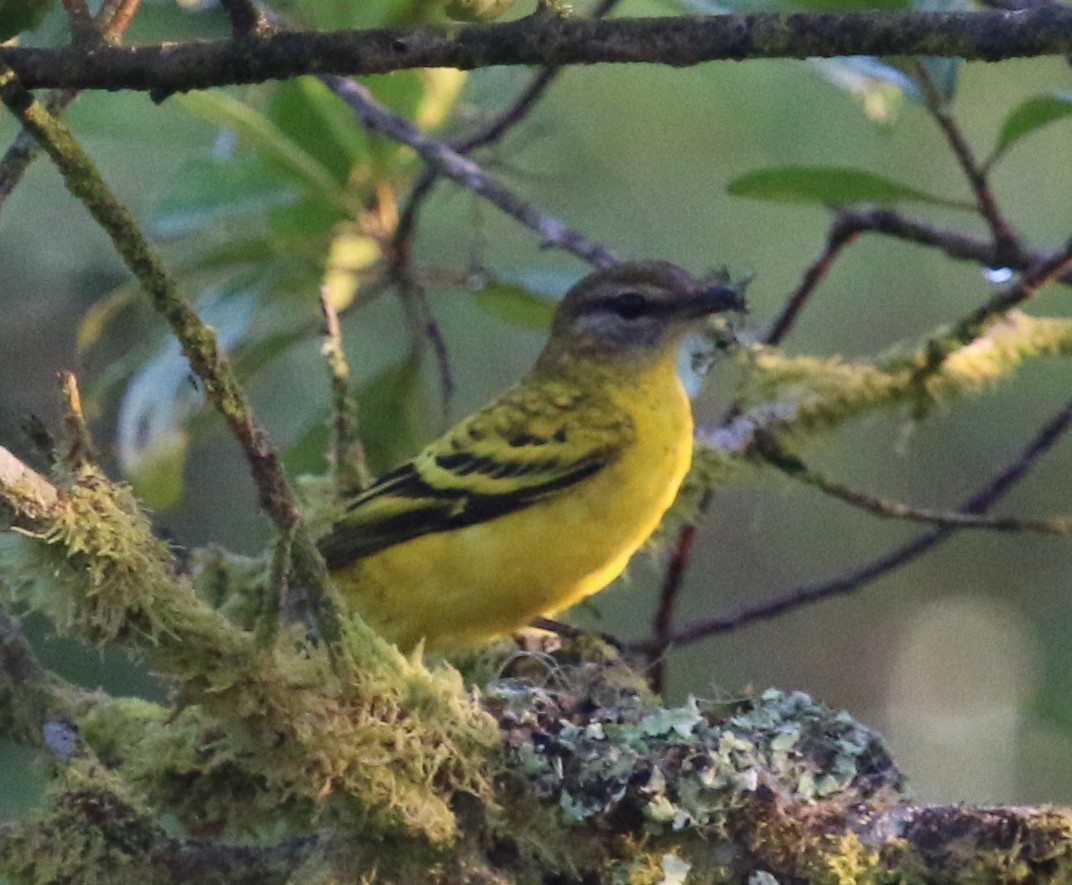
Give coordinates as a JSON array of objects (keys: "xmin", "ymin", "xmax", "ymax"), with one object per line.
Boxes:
[
  {"xmin": 915, "ymin": 240, "xmax": 1072, "ymax": 381},
  {"xmin": 835, "ymin": 207, "xmax": 1072, "ymax": 285},
  {"xmin": 0, "ymin": 90, "xmax": 78, "ymax": 218},
  {"xmin": 391, "ymin": 269, "xmax": 456, "ymax": 422},
  {"xmin": 648, "ymin": 488, "xmax": 711, "ymax": 694},
  {"xmin": 218, "ymin": 0, "xmax": 268, "ymax": 38},
  {"xmin": 755, "ymin": 432, "xmax": 1072, "ymax": 534},
  {"xmin": 0, "ymin": 64, "xmax": 348, "ymax": 662},
  {"xmin": 320, "ymin": 291, "xmax": 371, "ymax": 494},
  {"xmin": 97, "ymin": 0, "xmax": 143, "ymax": 39},
  {"xmin": 392, "ymin": 0, "xmax": 622, "ymax": 266},
  {"xmin": 914, "ymin": 62, "xmax": 1020, "ymax": 260},
  {"xmin": 56, "ymin": 373, "xmax": 97, "ymax": 471},
  {"xmin": 635, "ymin": 394, "xmax": 1072, "ymax": 652},
  {"xmin": 60, "ymin": 0, "xmax": 99, "ymax": 42},
  {"xmin": 764, "ymin": 214, "xmax": 862, "ymax": 346},
  {"xmin": 322, "ymin": 74, "xmax": 619, "ymax": 268},
  {"xmin": 391, "ymin": 66, "xmax": 564, "ymax": 266}
]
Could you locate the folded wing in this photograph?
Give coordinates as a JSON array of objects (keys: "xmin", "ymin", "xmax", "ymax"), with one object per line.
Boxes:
[{"xmin": 317, "ymin": 382, "xmax": 632, "ymax": 567}]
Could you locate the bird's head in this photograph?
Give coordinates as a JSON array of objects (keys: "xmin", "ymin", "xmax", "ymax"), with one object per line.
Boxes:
[{"xmin": 541, "ymin": 260, "xmax": 746, "ymax": 366}]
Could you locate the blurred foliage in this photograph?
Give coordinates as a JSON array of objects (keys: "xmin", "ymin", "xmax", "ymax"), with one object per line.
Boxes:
[
  {"xmin": 0, "ymin": 0, "xmax": 54, "ymax": 40},
  {"xmin": 1, "ymin": 0, "xmax": 1072, "ymax": 821}
]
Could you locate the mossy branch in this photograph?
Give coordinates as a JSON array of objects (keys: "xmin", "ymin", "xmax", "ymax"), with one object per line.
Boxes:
[
  {"xmin": 0, "ymin": 60, "xmax": 348, "ymax": 659},
  {"xmin": 0, "ymin": 443, "xmax": 498, "ymax": 846},
  {"xmin": 694, "ymin": 310, "xmax": 1072, "ymax": 484},
  {"xmin": 0, "ymin": 7, "xmax": 1071, "ymax": 94}
]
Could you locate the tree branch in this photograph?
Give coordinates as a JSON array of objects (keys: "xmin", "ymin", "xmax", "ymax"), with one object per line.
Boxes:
[
  {"xmin": 642, "ymin": 393, "xmax": 1072, "ymax": 650},
  {"xmin": 835, "ymin": 207, "xmax": 1072, "ymax": 285},
  {"xmin": 2, "ymin": 8, "xmax": 1071, "ymax": 93},
  {"xmin": 755, "ymin": 431, "xmax": 1072, "ymax": 534},
  {"xmin": 322, "ymin": 74, "xmax": 618, "ymax": 267},
  {"xmin": 0, "ymin": 62, "xmax": 347, "ymax": 660}
]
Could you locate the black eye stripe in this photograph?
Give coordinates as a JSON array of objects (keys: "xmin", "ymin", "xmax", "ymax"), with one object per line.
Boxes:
[
  {"xmin": 612, "ymin": 292, "xmax": 648, "ymax": 319},
  {"xmin": 585, "ymin": 291, "xmax": 661, "ymax": 320}
]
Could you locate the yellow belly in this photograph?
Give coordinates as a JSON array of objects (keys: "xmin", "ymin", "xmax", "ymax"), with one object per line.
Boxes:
[{"xmin": 335, "ymin": 374, "xmax": 694, "ymax": 652}]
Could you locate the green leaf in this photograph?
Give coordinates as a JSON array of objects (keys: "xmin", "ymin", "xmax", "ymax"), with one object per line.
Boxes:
[
  {"xmin": 992, "ymin": 93, "xmax": 1072, "ymax": 163},
  {"xmin": 269, "ymin": 78, "xmax": 373, "ymax": 185},
  {"xmin": 472, "ymin": 281, "xmax": 556, "ymax": 331},
  {"xmin": 726, "ymin": 166, "xmax": 971, "ymax": 210},
  {"xmin": 354, "ymin": 353, "xmax": 431, "ymax": 474},
  {"xmin": 176, "ymin": 92, "xmax": 357, "ymax": 216},
  {"xmin": 151, "ymin": 154, "xmax": 299, "ymax": 238}
]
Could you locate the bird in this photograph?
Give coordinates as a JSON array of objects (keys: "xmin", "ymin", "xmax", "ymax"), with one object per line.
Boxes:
[{"xmin": 318, "ymin": 260, "xmax": 745, "ymax": 652}]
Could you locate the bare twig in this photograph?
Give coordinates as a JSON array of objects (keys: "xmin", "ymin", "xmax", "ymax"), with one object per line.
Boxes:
[
  {"xmin": 755, "ymin": 432, "xmax": 1072, "ymax": 534},
  {"xmin": 914, "ymin": 63, "xmax": 1020, "ymax": 259},
  {"xmin": 765, "ymin": 214, "xmax": 862, "ymax": 346},
  {"xmin": 648, "ymin": 489, "xmax": 711, "ymax": 693},
  {"xmin": 322, "ymin": 74, "xmax": 619, "ymax": 267},
  {"xmin": 219, "ymin": 0, "xmax": 269, "ymax": 38},
  {"xmin": 392, "ymin": 65, "xmax": 567, "ymax": 267},
  {"xmin": 97, "ymin": 0, "xmax": 143, "ymax": 39},
  {"xmin": 396, "ymin": 272, "xmax": 456, "ymax": 421},
  {"xmin": 393, "ymin": 0, "xmax": 622, "ymax": 266},
  {"xmin": 835, "ymin": 207, "xmax": 1072, "ymax": 285},
  {"xmin": 0, "ymin": 90, "xmax": 78, "ymax": 218},
  {"xmin": 3, "ymin": 8, "xmax": 1071, "ymax": 93},
  {"xmin": 320, "ymin": 292, "xmax": 371, "ymax": 494},
  {"xmin": 636, "ymin": 394, "xmax": 1072, "ymax": 651},
  {"xmin": 60, "ymin": 0, "xmax": 99, "ymax": 42}
]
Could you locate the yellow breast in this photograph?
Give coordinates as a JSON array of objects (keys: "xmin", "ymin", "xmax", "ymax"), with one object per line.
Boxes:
[{"xmin": 334, "ymin": 357, "xmax": 694, "ymax": 652}]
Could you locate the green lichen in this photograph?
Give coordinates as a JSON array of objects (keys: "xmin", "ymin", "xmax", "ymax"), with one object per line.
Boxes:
[{"xmin": 490, "ymin": 674, "xmax": 902, "ymax": 838}]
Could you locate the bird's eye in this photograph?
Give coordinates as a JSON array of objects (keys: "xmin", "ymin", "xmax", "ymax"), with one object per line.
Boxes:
[{"xmin": 609, "ymin": 292, "xmax": 648, "ymax": 320}]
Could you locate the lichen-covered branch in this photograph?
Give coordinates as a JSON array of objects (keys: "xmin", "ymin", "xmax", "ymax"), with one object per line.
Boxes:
[
  {"xmin": 659, "ymin": 386, "xmax": 1072, "ymax": 648},
  {"xmin": 1, "ymin": 7, "xmax": 1071, "ymax": 93}
]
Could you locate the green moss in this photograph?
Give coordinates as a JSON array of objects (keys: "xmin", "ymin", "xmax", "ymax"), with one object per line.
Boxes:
[
  {"xmin": 0, "ymin": 761, "xmax": 164, "ymax": 885},
  {"xmin": 8, "ymin": 467, "xmax": 498, "ymax": 845}
]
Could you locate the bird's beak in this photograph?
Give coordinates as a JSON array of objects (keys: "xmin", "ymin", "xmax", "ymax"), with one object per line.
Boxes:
[{"xmin": 681, "ymin": 285, "xmax": 747, "ymax": 319}]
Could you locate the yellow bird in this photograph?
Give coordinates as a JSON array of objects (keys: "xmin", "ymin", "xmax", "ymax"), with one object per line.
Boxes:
[{"xmin": 318, "ymin": 261, "xmax": 744, "ymax": 652}]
